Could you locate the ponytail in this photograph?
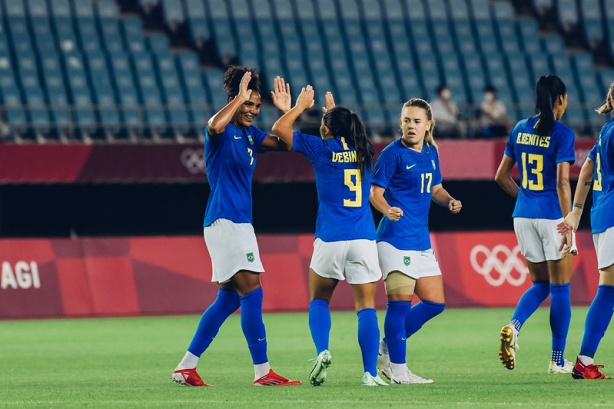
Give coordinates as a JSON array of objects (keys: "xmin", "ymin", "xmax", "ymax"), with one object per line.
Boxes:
[
  {"xmin": 596, "ymin": 82, "xmax": 614, "ymax": 115},
  {"xmin": 348, "ymin": 112, "xmax": 373, "ymax": 176},
  {"xmin": 534, "ymin": 75, "xmax": 566, "ymax": 135},
  {"xmin": 323, "ymin": 107, "xmax": 373, "ymax": 176}
]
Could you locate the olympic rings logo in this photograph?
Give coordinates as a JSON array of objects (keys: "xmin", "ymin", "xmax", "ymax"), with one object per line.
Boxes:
[
  {"xmin": 180, "ymin": 148, "xmax": 205, "ymax": 175},
  {"xmin": 469, "ymin": 244, "xmax": 529, "ymax": 287}
]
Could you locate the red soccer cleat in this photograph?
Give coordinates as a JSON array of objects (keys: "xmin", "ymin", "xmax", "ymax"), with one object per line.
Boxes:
[
  {"xmin": 253, "ymin": 369, "xmax": 302, "ymax": 386},
  {"xmin": 571, "ymin": 358, "xmax": 612, "ymax": 380},
  {"xmin": 172, "ymin": 368, "xmax": 211, "ymax": 386}
]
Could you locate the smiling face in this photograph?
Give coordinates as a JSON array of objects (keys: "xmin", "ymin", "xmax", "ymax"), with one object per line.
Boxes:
[
  {"xmin": 399, "ymin": 106, "xmax": 431, "ymax": 150},
  {"xmin": 232, "ymin": 92, "xmax": 261, "ymax": 128}
]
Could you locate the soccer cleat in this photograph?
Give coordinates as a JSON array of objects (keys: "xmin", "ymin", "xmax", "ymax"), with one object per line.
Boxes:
[
  {"xmin": 548, "ymin": 359, "xmax": 574, "ymax": 374},
  {"xmin": 377, "ymin": 341, "xmax": 392, "ymax": 380},
  {"xmin": 172, "ymin": 368, "xmax": 210, "ymax": 386},
  {"xmin": 499, "ymin": 324, "xmax": 519, "ymax": 370},
  {"xmin": 253, "ymin": 369, "xmax": 302, "ymax": 386},
  {"xmin": 391, "ymin": 366, "xmax": 434, "ymax": 384},
  {"xmin": 309, "ymin": 350, "xmax": 332, "ymax": 386},
  {"xmin": 571, "ymin": 358, "xmax": 612, "ymax": 380},
  {"xmin": 361, "ymin": 372, "xmax": 389, "ymax": 386}
]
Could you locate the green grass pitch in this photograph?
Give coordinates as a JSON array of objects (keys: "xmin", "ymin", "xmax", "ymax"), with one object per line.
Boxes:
[{"xmin": 1, "ymin": 307, "xmax": 613, "ymax": 408}]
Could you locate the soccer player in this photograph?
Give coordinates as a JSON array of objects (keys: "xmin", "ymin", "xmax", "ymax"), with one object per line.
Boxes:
[
  {"xmin": 370, "ymin": 98, "xmax": 462, "ymax": 384},
  {"xmin": 558, "ymin": 82, "xmax": 614, "ymax": 380},
  {"xmin": 271, "ymin": 86, "xmax": 387, "ymax": 387},
  {"xmin": 495, "ymin": 75, "xmax": 576, "ymax": 373},
  {"xmin": 172, "ymin": 66, "xmax": 301, "ymax": 387}
]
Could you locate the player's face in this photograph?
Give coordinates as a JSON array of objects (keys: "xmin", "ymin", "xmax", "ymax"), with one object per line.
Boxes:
[
  {"xmin": 399, "ymin": 106, "xmax": 431, "ymax": 149},
  {"xmin": 555, "ymin": 93, "xmax": 568, "ymax": 119},
  {"xmin": 233, "ymin": 92, "xmax": 261, "ymax": 127}
]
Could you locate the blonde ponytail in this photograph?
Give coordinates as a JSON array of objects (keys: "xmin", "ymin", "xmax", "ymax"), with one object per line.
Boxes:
[{"xmin": 596, "ymin": 82, "xmax": 614, "ymax": 115}]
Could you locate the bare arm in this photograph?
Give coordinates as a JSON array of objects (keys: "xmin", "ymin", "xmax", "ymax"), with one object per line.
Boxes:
[
  {"xmin": 431, "ymin": 184, "xmax": 462, "ymax": 214},
  {"xmin": 494, "ymin": 154, "xmax": 519, "ymax": 198},
  {"xmin": 271, "ymin": 85, "xmax": 315, "ymax": 150},
  {"xmin": 556, "ymin": 161, "xmax": 572, "ymax": 218},
  {"xmin": 369, "ymin": 185, "xmax": 403, "ymax": 221},
  {"xmin": 559, "ymin": 158, "xmax": 594, "ymax": 232},
  {"xmin": 206, "ymin": 72, "xmax": 252, "ymax": 138}
]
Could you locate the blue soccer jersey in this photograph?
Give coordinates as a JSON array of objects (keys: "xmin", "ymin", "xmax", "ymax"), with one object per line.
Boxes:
[
  {"xmin": 293, "ymin": 131, "xmax": 376, "ymax": 242},
  {"xmin": 372, "ymin": 139, "xmax": 443, "ymax": 251},
  {"xmin": 203, "ymin": 123, "xmax": 268, "ymax": 226},
  {"xmin": 504, "ymin": 116, "xmax": 575, "ymax": 219},
  {"xmin": 588, "ymin": 118, "xmax": 614, "ymax": 234}
]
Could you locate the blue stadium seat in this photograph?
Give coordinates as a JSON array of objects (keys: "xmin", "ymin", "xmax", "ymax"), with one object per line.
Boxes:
[
  {"xmin": 207, "ymin": 0, "xmax": 237, "ymax": 60},
  {"xmin": 556, "ymin": 0, "xmax": 579, "ymax": 33},
  {"xmin": 122, "ymin": 16, "xmax": 147, "ymax": 53},
  {"xmin": 176, "ymin": 51, "xmax": 208, "ymax": 125},
  {"xmin": 184, "ymin": 0, "xmax": 209, "ymax": 48},
  {"xmin": 76, "ymin": 17, "xmax": 102, "ymax": 54},
  {"xmin": 96, "ymin": 0, "xmax": 119, "ymax": 19},
  {"xmin": 579, "ymin": 0, "xmax": 604, "ymax": 48},
  {"xmin": 153, "ymin": 51, "xmax": 190, "ymax": 132},
  {"xmin": 517, "ymin": 18, "xmax": 541, "ymax": 56},
  {"xmin": 147, "ymin": 33, "xmax": 172, "ymax": 54},
  {"xmin": 161, "ymin": 0, "xmax": 185, "ymax": 31},
  {"xmin": 541, "ymin": 34, "xmax": 565, "ymax": 54},
  {"xmin": 73, "ymin": 0, "xmax": 95, "ymax": 18}
]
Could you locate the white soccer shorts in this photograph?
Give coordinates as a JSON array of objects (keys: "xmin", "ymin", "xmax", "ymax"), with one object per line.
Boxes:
[
  {"xmin": 310, "ymin": 238, "xmax": 382, "ymax": 285},
  {"xmin": 377, "ymin": 241, "xmax": 442, "ymax": 280},
  {"xmin": 513, "ymin": 217, "xmax": 577, "ymax": 263}
]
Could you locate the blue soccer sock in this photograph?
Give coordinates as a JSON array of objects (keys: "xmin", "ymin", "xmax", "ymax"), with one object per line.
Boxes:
[
  {"xmin": 188, "ymin": 288, "xmax": 240, "ymax": 357},
  {"xmin": 357, "ymin": 308, "xmax": 379, "ymax": 376},
  {"xmin": 510, "ymin": 281, "xmax": 550, "ymax": 331},
  {"xmin": 579, "ymin": 285, "xmax": 614, "ymax": 358},
  {"xmin": 404, "ymin": 301, "xmax": 445, "ymax": 338},
  {"xmin": 549, "ymin": 283, "xmax": 571, "ymax": 363},
  {"xmin": 309, "ymin": 298, "xmax": 331, "ymax": 354},
  {"xmin": 384, "ymin": 300, "xmax": 411, "ymax": 364},
  {"xmin": 240, "ymin": 287, "xmax": 268, "ymax": 365}
]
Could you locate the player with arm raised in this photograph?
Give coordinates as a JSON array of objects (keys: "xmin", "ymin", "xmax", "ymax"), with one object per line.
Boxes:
[
  {"xmin": 172, "ymin": 66, "xmax": 301, "ymax": 387},
  {"xmin": 272, "ymin": 86, "xmax": 387, "ymax": 387}
]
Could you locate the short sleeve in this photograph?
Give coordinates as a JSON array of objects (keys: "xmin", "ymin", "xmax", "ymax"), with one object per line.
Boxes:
[
  {"xmin": 555, "ymin": 126, "xmax": 575, "ymax": 165},
  {"xmin": 293, "ymin": 131, "xmax": 326, "ymax": 162},
  {"xmin": 371, "ymin": 147, "xmax": 397, "ymax": 189}
]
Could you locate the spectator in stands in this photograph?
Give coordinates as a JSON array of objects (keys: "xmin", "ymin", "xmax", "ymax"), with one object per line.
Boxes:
[
  {"xmin": 558, "ymin": 82, "xmax": 614, "ymax": 380},
  {"xmin": 271, "ymin": 87, "xmax": 387, "ymax": 387},
  {"xmin": 430, "ymin": 84, "xmax": 462, "ymax": 138},
  {"xmin": 172, "ymin": 66, "xmax": 301, "ymax": 387},
  {"xmin": 370, "ymin": 98, "xmax": 462, "ymax": 384},
  {"xmin": 477, "ymin": 84, "xmax": 511, "ymax": 138},
  {"xmin": 495, "ymin": 75, "xmax": 576, "ymax": 374}
]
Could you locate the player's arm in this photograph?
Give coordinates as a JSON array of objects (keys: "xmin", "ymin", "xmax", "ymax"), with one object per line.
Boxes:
[
  {"xmin": 556, "ymin": 161, "xmax": 572, "ymax": 217},
  {"xmin": 207, "ymin": 71, "xmax": 252, "ymax": 139},
  {"xmin": 271, "ymin": 85, "xmax": 315, "ymax": 151},
  {"xmin": 559, "ymin": 158, "xmax": 594, "ymax": 233},
  {"xmin": 494, "ymin": 154, "xmax": 519, "ymax": 198},
  {"xmin": 431, "ymin": 184, "xmax": 462, "ymax": 214},
  {"xmin": 369, "ymin": 184, "xmax": 403, "ymax": 221}
]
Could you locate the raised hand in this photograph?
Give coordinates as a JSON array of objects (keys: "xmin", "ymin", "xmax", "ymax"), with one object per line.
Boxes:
[
  {"xmin": 237, "ymin": 71, "xmax": 253, "ymax": 102},
  {"xmin": 448, "ymin": 199, "xmax": 462, "ymax": 214},
  {"xmin": 295, "ymin": 85, "xmax": 315, "ymax": 111},
  {"xmin": 322, "ymin": 91, "xmax": 336, "ymax": 114},
  {"xmin": 271, "ymin": 76, "xmax": 291, "ymax": 113}
]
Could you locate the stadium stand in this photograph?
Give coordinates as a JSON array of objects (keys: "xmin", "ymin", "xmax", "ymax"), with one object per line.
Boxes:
[{"xmin": 0, "ymin": 0, "xmax": 612, "ymax": 142}]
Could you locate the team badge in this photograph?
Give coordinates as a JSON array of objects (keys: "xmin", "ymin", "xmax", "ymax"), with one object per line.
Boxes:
[
  {"xmin": 247, "ymin": 134, "xmax": 254, "ymax": 145},
  {"xmin": 246, "ymin": 252, "xmax": 255, "ymax": 262},
  {"xmin": 403, "ymin": 256, "xmax": 411, "ymax": 266}
]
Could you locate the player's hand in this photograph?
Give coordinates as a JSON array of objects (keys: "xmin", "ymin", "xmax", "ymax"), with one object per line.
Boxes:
[
  {"xmin": 236, "ymin": 71, "xmax": 253, "ymax": 103},
  {"xmin": 558, "ymin": 232, "xmax": 574, "ymax": 256},
  {"xmin": 271, "ymin": 76, "xmax": 291, "ymax": 113},
  {"xmin": 557, "ymin": 211, "xmax": 581, "ymax": 234},
  {"xmin": 322, "ymin": 91, "xmax": 335, "ymax": 114},
  {"xmin": 387, "ymin": 207, "xmax": 403, "ymax": 221},
  {"xmin": 448, "ymin": 199, "xmax": 462, "ymax": 214},
  {"xmin": 295, "ymin": 85, "xmax": 315, "ymax": 111}
]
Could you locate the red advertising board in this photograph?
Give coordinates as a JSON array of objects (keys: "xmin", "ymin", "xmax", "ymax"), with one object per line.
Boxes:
[
  {"xmin": 0, "ymin": 139, "xmax": 597, "ymax": 184},
  {"xmin": 0, "ymin": 231, "xmax": 600, "ymax": 319}
]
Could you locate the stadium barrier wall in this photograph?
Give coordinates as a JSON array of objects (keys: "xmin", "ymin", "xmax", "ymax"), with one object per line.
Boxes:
[
  {"xmin": 0, "ymin": 231, "xmax": 599, "ymax": 319},
  {"xmin": 0, "ymin": 139, "xmax": 595, "ymax": 183}
]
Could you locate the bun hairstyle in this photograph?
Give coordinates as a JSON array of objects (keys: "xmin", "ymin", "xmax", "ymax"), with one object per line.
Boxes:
[
  {"xmin": 596, "ymin": 82, "xmax": 614, "ymax": 115},
  {"xmin": 323, "ymin": 107, "xmax": 373, "ymax": 176},
  {"xmin": 534, "ymin": 75, "xmax": 567, "ymax": 135},
  {"xmin": 222, "ymin": 65, "xmax": 260, "ymax": 99}
]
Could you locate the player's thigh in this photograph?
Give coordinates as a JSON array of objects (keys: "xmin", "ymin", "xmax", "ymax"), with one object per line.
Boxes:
[
  {"xmin": 351, "ymin": 282, "xmax": 378, "ymax": 311},
  {"xmin": 594, "ymin": 227, "xmax": 614, "ymax": 271},
  {"xmin": 309, "ymin": 268, "xmax": 338, "ymax": 302},
  {"xmin": 414, "ymin": 275, "xmax": 445, "ymax": 303},
  {"xmin": 547, "ymin": 253, "xmax": 574, "ymax": 284}
]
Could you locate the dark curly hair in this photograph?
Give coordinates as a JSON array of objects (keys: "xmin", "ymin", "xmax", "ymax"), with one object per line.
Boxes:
[{"xmin": 222, "ymin": 65, "xmax": 260, "ymax": 99}]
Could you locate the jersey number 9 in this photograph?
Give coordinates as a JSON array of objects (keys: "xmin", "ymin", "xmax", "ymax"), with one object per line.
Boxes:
[{"xmin": 343, "ymin": 169, "xmax": 362, "ymax": 207}]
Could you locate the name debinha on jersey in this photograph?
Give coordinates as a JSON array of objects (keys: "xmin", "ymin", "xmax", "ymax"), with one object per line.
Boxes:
[
  {"xmin": 516, "ymin": 132, "xmax": 551, "ymax": 148},
  {"xmin": 332, "ymin": 150, "xmax": 357, "ymax": 163}
]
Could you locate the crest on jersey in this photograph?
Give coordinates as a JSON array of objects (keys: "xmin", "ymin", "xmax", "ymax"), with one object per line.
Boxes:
[
  {"xmin": 246, "ymin": 252, "xmax": 255, "ymax": 262},
  {"xmin": 403, "ymin": 256, "xmax": 411, "ymax": 266},
  {"xmin": 247, "ymin": 134, "xmax": 254, "ymax": 145}
]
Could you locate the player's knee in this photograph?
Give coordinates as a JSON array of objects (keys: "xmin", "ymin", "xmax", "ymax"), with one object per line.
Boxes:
[{"xmin": 422, "ymin": 300, "xmax": 445, "ymax": 318}]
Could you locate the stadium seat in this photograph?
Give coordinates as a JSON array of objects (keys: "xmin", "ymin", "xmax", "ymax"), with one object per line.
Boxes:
[
  {"xmin": 122, "ymin": 16, "xmax": 147, "ymax": 53},
  {"xmin": 176, "ymin": 51, "xmax": 208, "ymax": 126},
  {"xmin": 208, "ymin": 0, "xmax": 237, "ymax": 61},
  {"xmin": 556, "ymin": 0, "xmax": 579, "ymax": 33},
  {"xmin": 184, "ymin": 0, "xmax": 209, "ymax": 49},
  {"xmin": 579, "ymin": 0, "xmax": 604, "ymax": 48}
]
